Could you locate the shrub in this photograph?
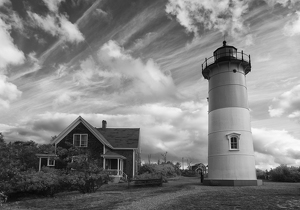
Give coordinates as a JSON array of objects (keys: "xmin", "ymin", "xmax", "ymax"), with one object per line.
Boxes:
[
  {"xmin": 1, "ymin": 168, "xmax": 63, "ymax": 199},
  {"xmin": 181, "ymin": 170, "xmax": 197, "ymax": 177},
  {"xmin": 270, "ymin": 165, "xmax": 300, "ymax": 182},
  {"xmin": 64, "ymin": 170, "xmax": 109, "ymax": 194},
  {"xmin": 134, "ymin": 172, "xmax": 167, "ymax": 183},
  {"xmin": 256, "ymin": 169, "xmax": 266, "ymax": 179},
  {"xmin": 138, "ymin": 163, "xmax": 178, "ymax": 178}
]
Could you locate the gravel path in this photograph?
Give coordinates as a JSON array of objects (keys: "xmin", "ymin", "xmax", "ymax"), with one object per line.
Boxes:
[{"xmin": 116, "ymin": 186, "xmax": 198, "ymax": 210}]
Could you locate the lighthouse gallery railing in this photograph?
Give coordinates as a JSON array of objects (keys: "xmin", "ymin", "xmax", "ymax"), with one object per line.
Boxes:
[{"xmin": 202, "ymin": 51, "xmax": 251, "ymax": 71}]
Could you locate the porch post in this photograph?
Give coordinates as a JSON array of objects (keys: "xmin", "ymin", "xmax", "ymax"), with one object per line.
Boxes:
[
  {"xmin": 38, "ymin": 157, "xmax": 41, "ymax": 171},
  {"xmin": 117, "ymin": 158, "xmax": 120, "ymax": 176},
  {"xmin": 121, "ymin": 159, "xmax": 123, "ymax": 174},
  {"xmin": 103, "ymin": 157, "xmax": 106, "ymax": 170}
]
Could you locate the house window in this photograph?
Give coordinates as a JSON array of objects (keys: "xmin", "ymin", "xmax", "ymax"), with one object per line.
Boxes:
[
  {"xmin": 226, "ymin": 133, "xmax": 240, "ymax": 151},
  {"xmin": 73, "ymin": 134, "xmax": 88, "ymax": 147},
  {"xmin": 47, "ymin": 158, "xmax": 55, "ymax": 166}
]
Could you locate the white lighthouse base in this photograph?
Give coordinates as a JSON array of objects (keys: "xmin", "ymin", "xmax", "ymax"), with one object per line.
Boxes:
[{"xmin": 203, "ymin": 179, "xmax": 263, "ymax": 186}]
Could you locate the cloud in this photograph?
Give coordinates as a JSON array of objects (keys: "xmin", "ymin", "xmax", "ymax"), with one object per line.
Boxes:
[
  {"xmin": 28, "ymin": 11, "xmax": 84, "ymax": 44},
  {"xmin": 53, "ymin": 91, "xmax": 80, "ymax": 107},
  {"xmin": 42, "ymin": 0, "xmax": 65, "ymax": 13},
  {"xmin": 0, "ymin": 0, "xmax": 9, "ymax": 7},
  {"xmin": 2, "ymin": 112, "xmax": 78, "ymax": 143},
  {"xmin": 59, "ymin": 15, "xmax": 85, "ymax": 43},
  {"xmin": 1, "ymin": 98, "xmax": 208, "ymax": 163},
  {"xmin": 264, "ymin": 0, "xmax": 300, "ymax": 8},
  {"xmin": 165, "ymin": 0, "xmax": 251, "ymax": 40},
  {"xmin": 0, "ymin": 75, "xmax": 22, "ymax": 108},
  {"xmin": 0, "ymin": 18, "xmax": 25, "ymax": 70},
  {"xmin": 253, "ymin": 128, "xmax": 300, "ymax": 169},
  {"xmin": 73, "ymin": 40, "xmax": 178, "ymax": 104},
  {"xmin": 73, "ymin": 54, "xmax": 121, "ymax": 87},
  {"xmin": 283, "ymin": 11, "xmax": 300, "ymax": 36},
  {"xmin": 98, "ymin": 40, "xmax": 178, "ymax": 102},
  {"xmin": 268, "ymin": 84, "xmax": 300, "ymax": 121}
]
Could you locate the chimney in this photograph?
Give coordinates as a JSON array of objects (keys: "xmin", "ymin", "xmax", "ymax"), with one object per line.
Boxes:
[{"xmin": 102, "ymin": 120, "xmax": 107, "ymax": 129}]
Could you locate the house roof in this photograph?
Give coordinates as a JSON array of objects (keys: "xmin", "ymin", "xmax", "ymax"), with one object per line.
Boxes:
[
  {"xmin": 101, "ymin": 151, "xmax": 126, "ymax": 159},
  {"xmin": 97, "ymin": 128, "xmax": 140, "ymax": 149},
  {"xmin": 52, "ymin": 116, "xmax": 113, "ymax": 148},
  {"xmin": 52, "ymin": 116, "xmax": 140, "ymax": 150}
]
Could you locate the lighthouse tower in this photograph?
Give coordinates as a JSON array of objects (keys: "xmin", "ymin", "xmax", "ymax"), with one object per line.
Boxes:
[{"xmin": 202, "ymin": 41, "xmax": 261, "ymax": 186}]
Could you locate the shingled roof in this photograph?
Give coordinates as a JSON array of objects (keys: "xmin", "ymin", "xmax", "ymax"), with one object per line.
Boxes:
[{"xmin": 96, "ymin": 128, "xmax": 140, "ymax": 149}]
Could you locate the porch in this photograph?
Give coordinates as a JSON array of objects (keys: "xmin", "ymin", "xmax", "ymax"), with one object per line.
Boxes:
[{"xmin": 101, "ymin": 151, "xmax": 127, "ymax": 182}]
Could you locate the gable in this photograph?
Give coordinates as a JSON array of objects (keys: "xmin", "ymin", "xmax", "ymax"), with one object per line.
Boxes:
[
  {"xmin": 97, "ymin": 128, "xmax": 139, "ymax": 149},
  {"xmin": 52, "ymin": 116, "xmax": 113, "ymax": 148}
]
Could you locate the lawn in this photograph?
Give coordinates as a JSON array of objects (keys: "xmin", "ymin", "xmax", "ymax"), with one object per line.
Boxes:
[{"xmin": 2, "ymin": 177, "xmax": 300, "ymax": 210}]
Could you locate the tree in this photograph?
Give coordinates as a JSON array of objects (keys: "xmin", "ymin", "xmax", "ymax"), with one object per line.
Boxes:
[
  {"xmin": 148, "ymin": 154, "xmax": 152, "ymax": 164},
  {"xmin": 161, "ymin": 151, "xmax": 167, "ymax": 163},
  {"xmin": 186, "ymin": 157, "xmax": 193, "ymax": 170},
  {"xmin": 0, "ymin": 133, "xmax": 4, "ymax": 143}
]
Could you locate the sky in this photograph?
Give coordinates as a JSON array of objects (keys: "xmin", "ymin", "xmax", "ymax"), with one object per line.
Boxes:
[{"xmin": 0, "ymin": 0, "xmax": 300, "ymax": 170}]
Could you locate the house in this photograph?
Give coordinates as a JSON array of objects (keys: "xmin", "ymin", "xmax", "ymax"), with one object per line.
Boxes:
[{"xmin": 36, "ymin": 116, "xmax": 140, "ymax": 180}]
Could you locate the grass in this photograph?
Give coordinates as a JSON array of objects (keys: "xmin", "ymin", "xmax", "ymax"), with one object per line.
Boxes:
[{"xmin": 2, "ymin": 177, "xmax": 300, "ymax": 210}]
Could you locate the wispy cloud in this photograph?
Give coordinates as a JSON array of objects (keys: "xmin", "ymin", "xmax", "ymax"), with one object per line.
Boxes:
[
  {"xmin": 27, "ymin": 0, "xmax": 84, "ymax": 44},
  {"xmin": 165, "ymin": 0, "xmax": 252, "ymax": 41},
  {"xmin": 72, "ymin": 40, "xmax": 179, "ymax": 104},
  {"xmin": 28, "ymin": 12, "xmax": 84, "ymax": 44},
  {"xmin": 42, "ymin": 0, "xmax": 65, "ymax": 13}
]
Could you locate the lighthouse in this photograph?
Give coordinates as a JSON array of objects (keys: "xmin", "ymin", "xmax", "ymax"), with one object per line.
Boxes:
[{"xmin": 202, "ymin": 41, "xmax": 261, "ymax": 186}]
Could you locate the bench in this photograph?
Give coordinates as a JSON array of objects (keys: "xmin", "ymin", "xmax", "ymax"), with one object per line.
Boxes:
[{"xmin": 128, "ymin": 177, "xmax": 163, "ymax": 188}]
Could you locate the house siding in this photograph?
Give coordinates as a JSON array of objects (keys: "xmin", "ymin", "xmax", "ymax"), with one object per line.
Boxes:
[
  {"xmin": 57, "ymin": 122, "xmax": 104, "ymax": 165},
  {"xmin": 110, "ymin": 149, "xmax": 134, "ymax": 178}
]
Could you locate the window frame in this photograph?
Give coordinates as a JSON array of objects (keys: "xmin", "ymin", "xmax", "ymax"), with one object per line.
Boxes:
[
  {"xmin": 226, "ymin": 133, "xmax": 241, "ymax": 151},
  {"xmin": 47, "ymin": 158, "xmax": 55, "ymax": 166},
  {"xmin": 73, "ymin": 134, "xmax": 88, "ymax": 147}
]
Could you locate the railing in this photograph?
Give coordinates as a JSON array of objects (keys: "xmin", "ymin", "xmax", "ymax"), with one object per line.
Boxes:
[
  {"xmin": 105, "ymin": 169, "xmax": 122, "ymax": 176},
  {"xmin": 121, "ymin": 171, "xmax": 128, "ymax": 181},
  {"xmin": 105, "ymin": 170, "xmax": 128, "ymax": 181},
  {"xmin": 202, "ymin": 51, "xmax": 251, "ymax": 71}
]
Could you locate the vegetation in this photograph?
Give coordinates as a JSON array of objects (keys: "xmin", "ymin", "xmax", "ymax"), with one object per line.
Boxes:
[
  {"xmin": 0, "ymin": 135, "xmax": 108, "ymax": 201},
  {"xmin": 269, "ymin": 165, "xmax": 300, "ymax": 182},
  {"xmin": 137, "ymin": 162, "xmax": 181, "ymax": 183},
  {"xmin": 256, "ymin": 165, "xmax": 300, "ymax": 182}
]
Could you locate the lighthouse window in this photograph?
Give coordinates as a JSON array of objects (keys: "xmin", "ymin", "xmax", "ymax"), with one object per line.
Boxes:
[
  {"xmin": 226, "ymin": 133, "xmax": 240, "ymax": 151},
  {"xmin": 230, "ymin": 137, "xmax": 238, "ymax": 149}
]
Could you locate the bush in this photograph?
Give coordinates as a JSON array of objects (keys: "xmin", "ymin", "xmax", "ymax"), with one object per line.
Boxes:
[
  {"xmin": 181, "ymin": 170, "xmax": 197, "ymax": 177},
  {"xmin": 256, "ymin": 169, "xmax": 266, "ymax": 179},
  {"xmin": 1, "ymin": 168, "xmax": 63, "ymax": 199},
  {"xmin": 270, "ymin": 165, "xmax": 300, "ymax": 182},
  {"xmin": 64, "ymin": 170, "xmax": 109, "ymax": 194},
  {"xmin": 138, "ymin": 163, "xmax": 178, "ymax": 178},
  {"xmin": 135, "ymin": 172, "xmax": 167, "ymax": 183}
]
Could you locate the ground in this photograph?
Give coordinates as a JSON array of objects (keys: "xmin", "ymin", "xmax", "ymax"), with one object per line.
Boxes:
[{"xmin": 2, "ymin": 177, "xmax": 300, "ymax": 210}]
